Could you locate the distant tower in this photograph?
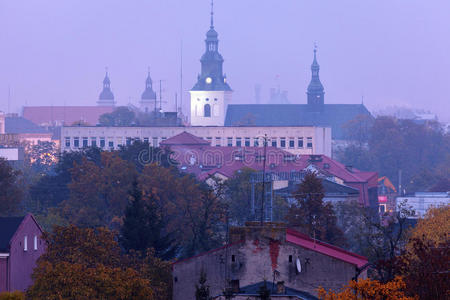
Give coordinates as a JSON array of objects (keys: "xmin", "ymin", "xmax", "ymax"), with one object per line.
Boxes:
[
  {"xmin": 97, "ymin": 70, "xmax": 115, "ymax": 106},
  {"xmin": 140, "ymin": 70, "xmax": 157, "ymax": 113},
  {"xmin": 307, "ymin": 46, "xmax": 325, "ymax": 111},
  {"xmin": 190, "ymin": 0, "xmax": 232, "ymax": 126}
]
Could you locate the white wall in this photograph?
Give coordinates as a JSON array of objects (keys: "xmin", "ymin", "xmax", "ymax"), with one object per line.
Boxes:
[{"xmin": 189, "ymin": 91, "xmax": 231, "ymax": 126}]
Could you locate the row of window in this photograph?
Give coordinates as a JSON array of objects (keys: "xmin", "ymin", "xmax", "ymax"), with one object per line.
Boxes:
[{"xmin": 65, "ymin": 136, "xmax": 313, "ymax": 149}]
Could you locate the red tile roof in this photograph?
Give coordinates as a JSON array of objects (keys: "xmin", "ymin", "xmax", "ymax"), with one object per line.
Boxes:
[
  {"xmin": 160, "ymin": 131, "xmax": 210, "ymax": 146},
  {"xmin": 22, "ymin": 106, "xmax": 115, "ymax": 126}
]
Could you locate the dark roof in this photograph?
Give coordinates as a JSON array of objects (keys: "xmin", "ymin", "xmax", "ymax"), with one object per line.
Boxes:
[
  {"xmin": 224, "ymin": 104, "xmax": 372, "ymax": 139},
  {"xmin": 234, "ymin": 281, "xmax": 317, "ymax": 300},
  {"xmin": 277, "ymin": 178, "xmax": 360, "ymax": 197},
  {"xmin": 0, "ymin": 216, "xmax": 25, "ymax": 252},
  {"xmin": 5, "ymin": 116, "xmax": 49, "ymax": 134}
]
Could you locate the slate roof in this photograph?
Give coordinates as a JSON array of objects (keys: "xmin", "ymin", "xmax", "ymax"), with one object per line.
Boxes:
[
  {"xmin": 0, "ymin": 216, "xmax": 25, "ymax": 252},
  {"xmin": 5, "ymin": 116, "xmax": 49, "ymax": 134},
  {"xmin": 224, "ymin": 104, "xmax": 372, "ymax": 140},
  {"xmin": 232, "ymin": 281, "xmax": 318, "ymax": 299}
]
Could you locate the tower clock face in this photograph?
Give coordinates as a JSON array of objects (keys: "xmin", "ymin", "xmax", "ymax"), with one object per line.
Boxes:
[{"xmin": 205, "ymin": 77, "xmax": 212, "ymax": 84}]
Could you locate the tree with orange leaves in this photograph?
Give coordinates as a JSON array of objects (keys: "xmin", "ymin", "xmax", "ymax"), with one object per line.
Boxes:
[{"xmin": 317, "ymin": 276, "xmax": 415, "ymax": 300}]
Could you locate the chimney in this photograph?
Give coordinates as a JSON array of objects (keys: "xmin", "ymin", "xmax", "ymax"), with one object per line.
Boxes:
[
  {"xmin": 276, "ymin": 281, "xmax": 285, "ymax": 294},
  {"xmin": 231, "ymin": 280, "xmax": 240, "ymax": 293}
]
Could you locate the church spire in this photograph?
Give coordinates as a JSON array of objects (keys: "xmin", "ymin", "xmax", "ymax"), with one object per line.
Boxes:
[
  {"xmin": 98, "ymin": 68, "xmax": 115, "ymax": 106},
  {"xmin": 307, "ymin": 45, "xmax": 325, "ymax": 110},
  {"xmin": 210, "ymin": 0, "xmax": 214, "ymax": 28},
  {"xmin": 142, "ymin": 68, "xmax": 156, "ymax": 101}
]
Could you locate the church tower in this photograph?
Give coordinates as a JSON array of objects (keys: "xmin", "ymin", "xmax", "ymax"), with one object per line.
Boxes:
[
  {"xmin": 97, "ymin": 70, "xmax": 115, "ymax": 106},
  {"xmin": 307, "ymin": 47, "xmax": 325, "ymax": 111},
  {"xmin": 190, "ymin": 0, "xmax": 232, "ymax": 126},
  {"xmin": 140, "ymin": 70, "xmax": 157, "ymax": 113}
]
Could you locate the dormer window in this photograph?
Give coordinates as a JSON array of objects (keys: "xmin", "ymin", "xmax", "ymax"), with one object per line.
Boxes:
[{"xmin": 24, "ymin": 236, "xmax": 28, "ymax": 251}]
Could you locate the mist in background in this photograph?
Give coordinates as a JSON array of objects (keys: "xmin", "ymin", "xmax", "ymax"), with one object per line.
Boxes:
[{"xmin": 1, "ymin": 0, "xmax": 449, "ymax": 121}]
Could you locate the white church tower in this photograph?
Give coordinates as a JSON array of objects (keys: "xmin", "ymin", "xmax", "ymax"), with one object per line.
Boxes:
[
  {"xmin": 140, "ymin": 70, "xmax": 157, "ymax": 113},
  {"xmin": 190, "ymin": 0, "xmax": 232, "ymax": 126}
]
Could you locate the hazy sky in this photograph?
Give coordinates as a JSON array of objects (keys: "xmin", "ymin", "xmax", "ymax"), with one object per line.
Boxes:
[{"xmin": 1, "ymin": 0, "xmax": 449, "ymax": 121}]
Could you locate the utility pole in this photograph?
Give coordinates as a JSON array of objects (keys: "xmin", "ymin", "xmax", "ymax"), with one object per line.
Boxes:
[{"xmin": 261, "ymin": 134, "xmax": 268, "ymax": 226}]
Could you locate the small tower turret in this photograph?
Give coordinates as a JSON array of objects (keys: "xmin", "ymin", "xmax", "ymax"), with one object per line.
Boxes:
[
  {"xmin": 140, "ymin": 69, "xmax": 157, "ymax": 113},
  {"xmin": 97, "ymin": 70, "xmax": 115, "ymax": 106},
  {"xmin": 307, "ymin": 46, "xmax": 325, "ymax": 111}
]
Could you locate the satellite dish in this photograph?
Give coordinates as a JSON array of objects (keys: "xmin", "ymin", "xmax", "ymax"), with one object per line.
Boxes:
[{"xmin": 296, "ymin": 258, "xmax": 302, "ymax": 273}]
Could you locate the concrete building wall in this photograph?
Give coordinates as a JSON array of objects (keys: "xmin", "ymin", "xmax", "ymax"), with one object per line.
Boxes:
[
  {"xmin": 190, "ymin": 91, "xmax": 231, "ymax": 127},
  {"xmin": 0, "ymin": 112, "xmax": 5, "ymax": 134},
  {"xmin": 173, "ymin": 227, "xmax": 360, "ymax": 300},
  {"xmin": 60, "ymin": 125, "xmax": 332, "ymax": 156}
]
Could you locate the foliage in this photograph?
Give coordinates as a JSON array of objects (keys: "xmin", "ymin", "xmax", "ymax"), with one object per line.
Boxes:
[
  {"xmin": 258, "ymin": 281, "xmax": 271, "ymax": 300},
  {"xmin": 195, "ymin": 269, "xmax": 211, "ymax": 300},
  {"xmin": 117, "ymin": 140, "xmax": 175, "ymax": 171},
  {"xmin": 27, "ymin": 225, "xmax": 170, "ymax": 300},
  {"xmin": 0, "ymin": 158, "xmax": 23, "ymax": 216},
  {"xmin": 337, "ymin": 116, "xmax": 450, "ymax": 193},
  {"xmin": 99, "ymin": 106, "xmax": 136, "ymax": 126},
  {"xmin": 395, "ymin": 238, "xmax": 449, "ymax": 299},
  {"xmin": 317, "ymin": 276, "xmax": 414, "ymax": 300},
  {"xmin": 120, "ymin": 181, "xmax": 177, "ymax": 260},
  {"xmin": 62, "ymin": 151, "xmax": 136, "ymax": 227},
  {"xmin": 408, "ymin": 205, "xmax": 449, "ymax": 249},
  {"xmin": 0, "ymin": 291, "xmax": 25, "ymax": 300},
  {"xmin": 286, "ymin": 172, "xmax": 346, "ymax": 247}
]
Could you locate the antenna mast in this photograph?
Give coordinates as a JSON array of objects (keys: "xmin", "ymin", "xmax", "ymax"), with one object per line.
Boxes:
[{"xmin": 180, "ymin": 40, "xmax": 183, "ymax": 115}]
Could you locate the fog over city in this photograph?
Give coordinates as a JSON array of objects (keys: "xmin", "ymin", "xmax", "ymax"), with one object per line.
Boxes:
[{"xmin": 1, "ymin": 0, "xmax": 449, "ymax": 121}]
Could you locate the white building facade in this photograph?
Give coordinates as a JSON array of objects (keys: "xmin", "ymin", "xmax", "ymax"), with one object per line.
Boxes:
[
  {"xmin": 60, "ymin": 125, "xmax": 332, "ymax": 156},
  {"xmin": 396, "ymin": 192, "xmax": 450, "ymax": 218}
]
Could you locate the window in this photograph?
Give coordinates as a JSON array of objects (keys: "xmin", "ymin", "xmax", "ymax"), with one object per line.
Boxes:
[
  {"xmin": 280, "ymin": 137, "xmax": 286, "ymax": 148},
  {"xmin": 298, "ymin": 137, "xmax": 304, "ymax": 148},
  {"xmin": 24, "ymin": 236, "xmax": 28, "ymax": 251},
  {"xmin": 236, "ymin": 137, "xmax": 242, "ymax": 147},
  {"xmin": 245, "ymin": 137, "xmax": 250, "ymax": 147},
  {"xmin": 254, "ymin": 138, "xmax": 259, "ymax": 147},
  {"xmin": 206, "ymin": 137, "xmax": 212, "ymax": 144},
  {"xmin": 153, "ymin": 137, "xmax": 158, "ymax": 147},
  {"xmin": 74, "ymin": 137, "xmax": 79, "ymax": 148},
  {"xmin": 307, "ymin": 137, "xmax": 313, "ymax": 148},
  {"xmin": 91, "ymin": 137, "xmax": 97, "ymax": 147},
  {"xmin": 82, "ymin": 137, "xmax": 88, "ymax": 148},
  {"xmin": 227, "ymin": 137, "xmax": 233, "ymax": 147},
  {"xmin": 126, "ymin": 137, "xmax": 132, "ymax": 146},
  {"xmin": 271, "ymin": 138, "xmax": 277, "ymax": 147},
  {"xmin": 289, "ymin": 255, "xmax": 293, "ymax": 263},
  {"xmin": 100, "ymin": 137, "xmax": 106, "ymax": 148},
  {"xmin": 231, "ymin": 255, "xmax": 236, "ymax": 262},
  {"xmin": 289, "ymin": 138, "xmax": 295, "ymax": 148},
  {"xmin": 204, "ymin": 104, "xmax": 211, "ymax": 117},
  {"xmin": 108, "ymin": 141, "xmax": 114, "ymax": 149},
  {"xmin": 215, "ymin": 137, "xmax": 221, "ymax": 147},
  {"xmin": 143, "ymin": 137, "xmax": 149, "ymax": 144},
  {"xmin": 34, "ymin": 235, "xmax": 38, "ymax": 250},
  {"xmin": 65, "ymin": 137, "xmax": 70, "ymax": 147}
]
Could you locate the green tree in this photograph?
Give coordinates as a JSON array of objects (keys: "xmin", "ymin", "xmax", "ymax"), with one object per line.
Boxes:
[
  {"xmin": 120, "ymin": 181, "xmax": 177, "ymax": 260},
  {"xmin": 0, "ymin": 158, "xmax": 23, "ymax": 216},
  {"xmin": 286, "ymin": 172, "xmax": 346, "ymax": 247},
  {"xmin": 99, "ymin": 106, "xmax": 136, "ymax": 126}
]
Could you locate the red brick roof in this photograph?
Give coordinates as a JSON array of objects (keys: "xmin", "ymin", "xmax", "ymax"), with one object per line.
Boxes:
[{"xmin": 22, "ymin": 106, "xmax": 115, "ymax": 126}]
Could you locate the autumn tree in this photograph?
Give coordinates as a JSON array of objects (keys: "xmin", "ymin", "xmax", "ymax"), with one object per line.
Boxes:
[
  {"xmin": 120, "ymin": 181, "xmax": 177, "ymax": 260},
  {"xmin": 62, "ymin": 151, "xmax": 136, "ymax": 227},
  {"xmin": 317, "ymin": 276, "xmax": 414, "ymax": 300},
  {"xmin": 286, "ymin": 172, "xmax": 346, "ymax": 247},
  {"xmin": 27, "ymin": 225, "xmax": 170, "ymax": 299},
  {"xmin": 0, "ymin": 158, "xmax": 23, "ymax": 216}
]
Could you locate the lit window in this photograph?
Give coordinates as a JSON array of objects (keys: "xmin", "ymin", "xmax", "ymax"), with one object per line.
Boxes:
[
  {"xmin": 298, "ymin": 138, "xmax": 304, "ymax": 148},
  {"xmin": 24, "ymin": 236, "xmax": 28, "ymax": 251},
  {"xmin": 34, "ymin": 235, "xmax": 38, "ymax": 250},
  {"xmin": 307, "ymin": 137, "xmax": 313, "ymax": 148}
]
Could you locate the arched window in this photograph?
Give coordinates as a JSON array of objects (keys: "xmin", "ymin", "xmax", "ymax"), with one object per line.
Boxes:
[{"xmin": 204, "ymin": 104, "xmax": 211, "ymax": 117}]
